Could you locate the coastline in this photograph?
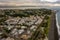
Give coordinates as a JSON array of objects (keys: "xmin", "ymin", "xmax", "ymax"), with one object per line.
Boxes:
[
  {"xmin": 56, "ymin": 13, "xmax": 60, "ymax": 35},
  {"xmin": 48, "ymin": 11, "xmax": 59, "ymax": 40}
]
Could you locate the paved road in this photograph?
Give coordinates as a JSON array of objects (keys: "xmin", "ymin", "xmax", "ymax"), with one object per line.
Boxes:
[
  {"xmin": 48, "ymin": 13, "xmax": 59, "ymax": 40},
  {"xmin": 28, "ymin": 16, "xmax": 46, "ymax": 40}
]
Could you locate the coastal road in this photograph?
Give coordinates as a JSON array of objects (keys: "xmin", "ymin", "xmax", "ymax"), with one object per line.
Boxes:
[{"xmin": 48, "ymin": 12, "xmax": 59, "ymax": 40}]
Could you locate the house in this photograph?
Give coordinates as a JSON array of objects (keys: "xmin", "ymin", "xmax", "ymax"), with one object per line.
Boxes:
[
  {"xmin": 21, "ymin": 34, "xmax": 29, "ymax": 40},
  {"xmin": 21, "ymin": 26, "xmax": 27, "ymax": 29},
  {"xmin": 6, "ymin": 37, "xmax": 14, "ymax": 40},
  {"xmin": 18, "ymin": 29, "xmax": 24, "ymax": 34},
  {"xmin": 30, "ymin": 25, "xmax": 36, "ymax": 30}
]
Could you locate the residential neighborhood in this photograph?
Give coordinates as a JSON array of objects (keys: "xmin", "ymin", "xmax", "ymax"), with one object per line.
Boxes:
[{"xmin": 0, "ymin": 9, "xmax": 52, "ymax": 40}]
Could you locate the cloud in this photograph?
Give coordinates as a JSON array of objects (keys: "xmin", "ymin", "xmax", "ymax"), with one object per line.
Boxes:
[
  {"xmin": 0, "ymin": 0, "xmax": 39, "ymax": 3},
  {"xmin": 41, "ymin": 0, "xmax": 58, "ymax": 2},
  {"xmin": 0, "ymin": 0, "xmax": 40, "ymax": 6},
  {"xmin": 0, "ymin": 0, "xmax": 59, "ymax": 6}
]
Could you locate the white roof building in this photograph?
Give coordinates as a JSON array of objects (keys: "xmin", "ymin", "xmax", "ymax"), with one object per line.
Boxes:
[
  {"xmin": 7, "ymin": 25, "xmax": 14, "ymax": 30},
  {"xmin": 35, "ymin": 18, "xmax": 42, "ymax": 25},
  {"xmin": 18, "ymin": 29, "xmax": 24, "ymax": 34},
  {"xmin": 27, "ymin": 30, "xmax": 30, "ymax": 34},
  {"xmin": 21, "ymin": 26, "xmax": 27, "ymax": 29},
  {"xmin": 11, "ymin": 28, "xmax": 18, "ymax": 35},
  {"xmin": 30, "ymin": 25, "xmax": 36, "ymax": 30},
  {"xmin": 18, "ymin": 19, "xmax": 25, "ymax": 25},
  {"xmin": 5, "ymin": 17, "xmax": 20, "ymax": 25}
]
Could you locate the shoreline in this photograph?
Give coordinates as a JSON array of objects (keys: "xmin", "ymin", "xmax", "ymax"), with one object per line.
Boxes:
[
  {"xmin": 56, "ymin": 13, "xmax": 60, "ymax": 35},
  {"xmin": 48, "ymin": 11, "xmax": 59, "ymax": 40}
]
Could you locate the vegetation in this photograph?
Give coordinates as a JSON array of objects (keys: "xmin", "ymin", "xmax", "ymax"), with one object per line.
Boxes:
[{"xmin": 0, "ymin": 9, "xmax": 52, "ymax": 40}]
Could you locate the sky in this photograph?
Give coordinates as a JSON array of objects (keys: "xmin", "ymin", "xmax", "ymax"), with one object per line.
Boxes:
[
  {"xmin": 41, "ymin": 0, "xmax": 58, "ymax": 2},
  {"xmin": 0, "ymin": 0, "xmax": 60, "ymax": 6},
  {"xmin": 0, "ymin": 0, "xmax": 58, "ymax": 3}
]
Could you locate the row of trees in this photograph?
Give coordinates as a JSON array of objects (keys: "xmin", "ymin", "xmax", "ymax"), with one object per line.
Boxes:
[{"xmin": 0, "ymin": 9, "xmax": 52, "ymax": 17}]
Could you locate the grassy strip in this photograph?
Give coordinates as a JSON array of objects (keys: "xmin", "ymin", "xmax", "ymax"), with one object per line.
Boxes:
[{"xmin": 44, "ymin": 16, "xmax": 51, "ymax": 36}]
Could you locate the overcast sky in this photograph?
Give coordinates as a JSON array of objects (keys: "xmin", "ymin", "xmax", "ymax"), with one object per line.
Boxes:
[
  {"xmin": 0, "ymin": 0, "xmax": 58, "ymax": 3},
  {"xmin": 0, "ymin": 0, "xmax": 60, "ymax": 6}
]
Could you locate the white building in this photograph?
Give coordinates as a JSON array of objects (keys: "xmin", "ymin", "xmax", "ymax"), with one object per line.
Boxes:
[{"xmin": 18, "ymin": 29, "xmax": 24, "ymax": 34}]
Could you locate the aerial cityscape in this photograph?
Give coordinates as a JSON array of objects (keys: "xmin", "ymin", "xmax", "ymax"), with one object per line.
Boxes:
[
  {"xmin": 0, "ymin": 0, "xmax": 59, "ymax": 40},
  {"xmin": 0, "ymin": 9, "xmax": 52, "ymax": 40}
]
